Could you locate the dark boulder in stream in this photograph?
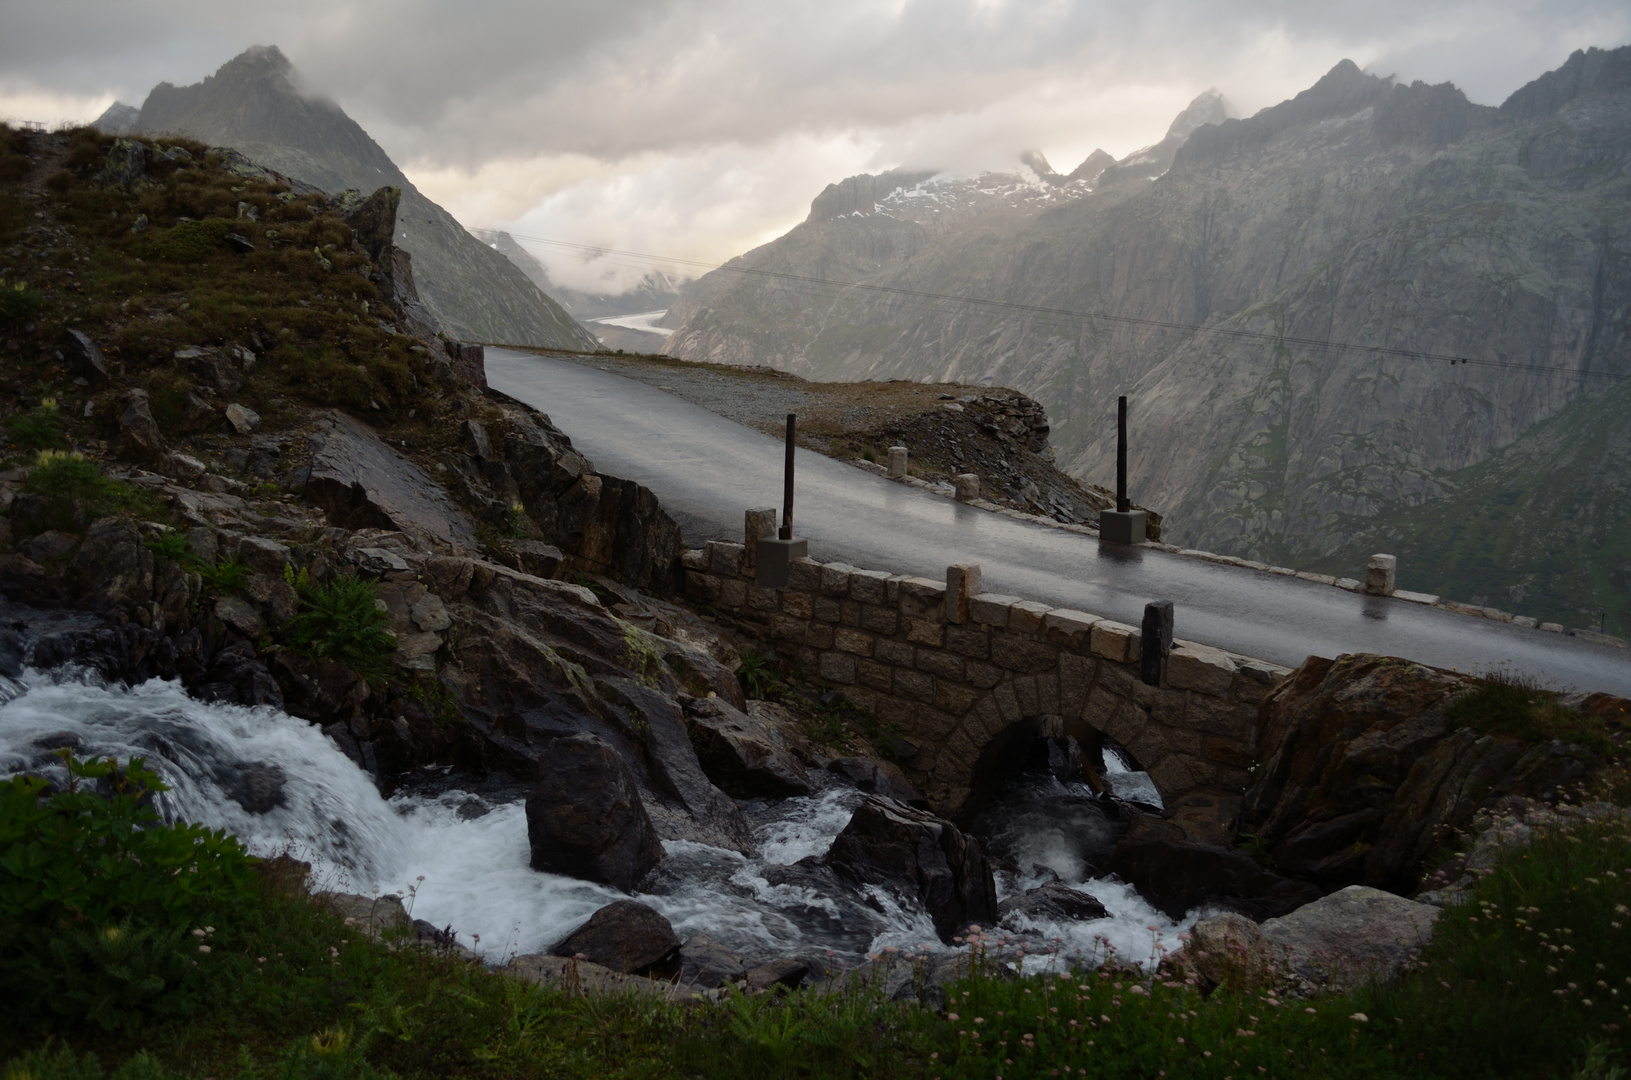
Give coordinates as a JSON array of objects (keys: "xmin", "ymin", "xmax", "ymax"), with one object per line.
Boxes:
[
  {"xmin": 826, "ymin": 796, "xmax": 997, "ymax": 941},
  {"xmin": 550, "ymin": 899, "xmax": 681, "ymax": 978},
  {"xmin": 997, "ymin": 881, "xmax": 1109, "ymax": 927},
  {"xmin": 525, "ymin": 733, "xmax": 664, "ymax": 891}
]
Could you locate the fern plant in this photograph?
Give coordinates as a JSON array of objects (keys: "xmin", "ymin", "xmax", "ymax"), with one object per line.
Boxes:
[{"xmin": 284, "ymin": 569, "xmax": 397, "ymax": 682}]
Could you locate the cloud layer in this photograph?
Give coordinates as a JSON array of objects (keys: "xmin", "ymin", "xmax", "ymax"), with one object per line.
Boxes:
[{"xmin": 5, "ymin": 0, "xmax": 1629, "ymax": 292}]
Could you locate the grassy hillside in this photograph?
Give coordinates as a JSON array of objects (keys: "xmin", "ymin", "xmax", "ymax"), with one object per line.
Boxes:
[{"xmin": 0, "ymin": 124, "xmax": 484, "ymax": 478}]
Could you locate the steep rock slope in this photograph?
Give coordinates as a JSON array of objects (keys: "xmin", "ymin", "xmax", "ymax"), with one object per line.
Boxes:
[
  {"xmin": 127, "ymin": 46, "xmax": 596, "ymax": 351},
  {"xmin": 664, "ymin": 52, "xmax": 1631, "ymax": 631}
]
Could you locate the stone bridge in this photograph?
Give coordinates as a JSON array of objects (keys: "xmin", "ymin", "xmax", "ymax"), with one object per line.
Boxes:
[{"xmin": 684, "ymin": 536, "xmax": 1292, "ymax": 840}]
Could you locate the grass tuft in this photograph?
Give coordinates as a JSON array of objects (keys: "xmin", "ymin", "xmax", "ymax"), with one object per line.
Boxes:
[{"xmin": 1447, "ymin": 668, "xmax": 1615, "ymax": 755}]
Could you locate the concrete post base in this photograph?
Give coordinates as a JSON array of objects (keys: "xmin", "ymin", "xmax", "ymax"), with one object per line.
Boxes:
[
  {"xmin": 1365, "ymin": 553, "xmax": 1397, "ymax": 596},
  {"xmin": 887, "ymin": 446, "xmax": 908, "ymax": 479},
  {"xmin": 755, "ymin": 537, "xmax": 809, "ymax": 588},
  {"xmin": 1099, "ymin": 509, "xmax": 1147, "ymax": 546}
]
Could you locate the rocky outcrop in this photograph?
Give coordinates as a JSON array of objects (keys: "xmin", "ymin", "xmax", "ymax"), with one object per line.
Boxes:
[
  {"xmin": 825, "ymin": 796, "xmax": 997, "ymax": 941},
  {"xmin": 303, "ymin": 410, "xmax": 478, "ymax": 552},
  {"xmin": 549, "ymin": 900, "xmax": 681, "ymax": 978},
  {"xmin": 1239, "ymin": 653, "xmax": 1611, "ymax": 894},
  {"xmin": 525, "ymin": 733, "xmax": 665, "ymax": 891},
  {"xmin": 446, "ymin": 407, "xmax": 683, "ymax": 591}
]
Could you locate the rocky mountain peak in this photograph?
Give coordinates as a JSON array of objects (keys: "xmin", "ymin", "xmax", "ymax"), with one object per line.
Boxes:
[
  {"xmin": 1019, "ymin": 149, "xmax": 1063, "ymax": 184},
  {"xmin": 806, "ymin": 167, "xmax": 939, "ymax": 222},
  {"xmin": 90, "ymin": 101, "xmax": 140, "ymax": 135},
  {"xmin": 1501, "ymin": 43, "xmax": 1631, "ymax": 118},
  {"xmin": 1066, "ymin": 148, "xmax": 1115, "ymax": 183},
  {"xmin": 1166, "ymin": 88, "xmax": 1229, "ymax": 140}
]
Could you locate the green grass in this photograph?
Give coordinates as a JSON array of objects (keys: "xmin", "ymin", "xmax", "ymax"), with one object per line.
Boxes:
[{"xmin": 1446, "ymin": 668, "xmax": 1616, "ymax": 755}]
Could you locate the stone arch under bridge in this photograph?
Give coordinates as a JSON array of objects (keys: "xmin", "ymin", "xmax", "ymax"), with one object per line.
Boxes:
[{"xmin": 684, "ymin": 542, "xmax": 1292, "ymax": 838}]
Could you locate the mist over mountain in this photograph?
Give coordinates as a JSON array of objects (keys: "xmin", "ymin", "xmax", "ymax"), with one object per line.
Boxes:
[
  {"xmin": 99, "ymin": 46, "xmax": 595, "ymax": 351},
  {"xmin": 663, "ymin": 49, "xmax": 1631, "ymax": 632},
  {"xmin": 485, "ymin": 230, "xmax": 684, "ymax": 320}
]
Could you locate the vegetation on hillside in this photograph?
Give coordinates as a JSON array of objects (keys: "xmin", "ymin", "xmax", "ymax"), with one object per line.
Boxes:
[{"xmin": 0, "ymin": 124, "xmax": 481, "ymax": 476}]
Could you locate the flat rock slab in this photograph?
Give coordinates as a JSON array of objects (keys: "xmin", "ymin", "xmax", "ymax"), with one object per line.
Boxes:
[
  {"xmin": 305, "ymin": 410, "xmax": 477, "ymax": 552},
  {"xmin": 1260, "ymin": 884, "xmax": 1437, "ymax": 989}
]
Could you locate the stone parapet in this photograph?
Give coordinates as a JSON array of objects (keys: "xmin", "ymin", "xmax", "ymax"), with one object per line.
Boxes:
[{"xmin": 683, "ymin": 547, "xmax": 1292, "ymax": 830}]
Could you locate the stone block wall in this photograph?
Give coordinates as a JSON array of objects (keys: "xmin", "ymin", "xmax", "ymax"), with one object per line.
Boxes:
[{"xmin": 683, "ymin": 541, "xmax": 1292, "ymax": 835}]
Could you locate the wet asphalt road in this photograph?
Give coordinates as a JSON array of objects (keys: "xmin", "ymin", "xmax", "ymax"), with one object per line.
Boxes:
[{"xmin": 488, "ymin": 350, "xmax": 1631, "ymax": 696}]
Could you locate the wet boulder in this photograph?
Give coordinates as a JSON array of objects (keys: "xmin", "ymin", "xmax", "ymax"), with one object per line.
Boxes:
[
  {"xmin": 825, "ymin": 796, "xmax": 998, "ymax": 942},
  {"xmin": 191, "ymin": 641, "xmax": 284, "ymax": 709},
  {"xmin": 828, "ymin": 756, "xmax": 926, "ymax": 807},
  {"xmin": 997, "ymin": 881, "xmax": 1108, "ymax": 928},
  {"xmin": 525, "ymin": 733, "xmax": 664, "ymax": 891},
  {"xmin": 550, "ymin": 899, "xmax": 681, "ymax": 978},
  {"xmin": 684, "ymin": 696, "xmax": 812, "ymax": 798},
  {"xmin": 271, "ymin": 651, "xmax": 373, "ymax": 721},
  {"xmin": 1108, "ymin": 817, "xmax": 1321, "ymax": 921},
  {"xmin": 677, "ymin": 932, "xmax": 748, "ymax": 988},
  {"xmin": 220, "ymin": 761, "xmax": 287, "ymax": 814}
]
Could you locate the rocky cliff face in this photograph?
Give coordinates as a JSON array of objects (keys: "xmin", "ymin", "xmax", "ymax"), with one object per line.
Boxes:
[
  {"xmin": 125, "ymin": 46, "xmax": 597, "ymax": 352},
  {"xmin": 664, "ymin": 50, "xmax": 1631, "ymax": 633}
]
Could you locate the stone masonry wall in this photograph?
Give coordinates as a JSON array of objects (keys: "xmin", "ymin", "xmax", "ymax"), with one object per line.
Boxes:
[{"xmin": 683, "ymin": 539, "xmax": 1293, "ymax": 840}]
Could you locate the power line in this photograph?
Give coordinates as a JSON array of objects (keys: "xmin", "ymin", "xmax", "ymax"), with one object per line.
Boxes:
[{"xmin": 433, "ymin": 220, "xmax": 1627, "ymax": 387}]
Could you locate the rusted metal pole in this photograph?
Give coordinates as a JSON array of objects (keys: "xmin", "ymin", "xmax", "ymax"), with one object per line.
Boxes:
[
  {"xmin": 1116, "ymin": 395, "xmax": 1129, "ymax": 514},
  {"xmin": 780, "ymin": 413, "xmax": 796, "ymax": 539}
]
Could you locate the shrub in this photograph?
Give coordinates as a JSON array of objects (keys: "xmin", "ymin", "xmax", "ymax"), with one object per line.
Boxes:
[
  {"xmin": 21, "ymin": 451, "xmax": 125, "ymax": 533},
  {"xmin": 148, "ymin": 218, "xmax": 234, "ymax": 263},
  {"xmin": 6, "ymin": 399, "xmax": 67, "ymax": 450},
  {"xmin": 0, "ymin": 277, "xmax": 45, "ymax": 324},
  {"xmin": 0, "ymin": 754, "xmax": 259, "ymax": 1032},
  {"xmin": 198, "ymin": 555, "xmax": 247, "ymax": 594},
  {"xmin": 143, "ymin": 530, "xmax": 189, "ymax": 564},
  {"xmin": 285, "ymin": 570, "xmax": 396, "ymax": 682}
]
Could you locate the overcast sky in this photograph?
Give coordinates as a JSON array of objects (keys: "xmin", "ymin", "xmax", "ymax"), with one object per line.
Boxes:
[{"xmin": 4, "ymin": 1, "xmax": 1629, "ymax": 293}]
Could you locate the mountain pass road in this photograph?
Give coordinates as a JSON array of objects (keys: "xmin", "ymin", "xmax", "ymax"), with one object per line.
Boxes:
[{"xmin": 487, "ymin": 350, "xmax": 1631, "ymax": 696}]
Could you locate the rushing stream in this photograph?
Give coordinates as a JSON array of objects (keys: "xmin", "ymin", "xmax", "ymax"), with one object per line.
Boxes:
[{"xmin": 0, "ymin": 669, "xmax": 1197, "ymax": 973}]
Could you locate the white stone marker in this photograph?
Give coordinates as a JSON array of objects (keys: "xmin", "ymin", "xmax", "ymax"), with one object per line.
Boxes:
[
  {"xmin": 1365, "ymin": 554, "xmax": 1398, "ymax": 597},
  {"xmin": 954, "ymin": 473, "xmax": 980, "ymax": 502},
  {"xmin": 887, "ymin": 446, "xmax": 908, "ymax": 479}
]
